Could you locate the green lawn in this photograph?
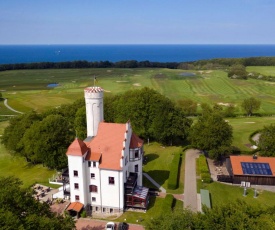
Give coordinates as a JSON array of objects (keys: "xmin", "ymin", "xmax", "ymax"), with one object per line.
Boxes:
[
  {"xmin": 228, "ymin": 116, "xmax": 275, "ymax": 151},
  {"xmin": 202, "ymin": 182, "xmax": 275, "ymax": 208},
  {"xmin": 113, "ymin": 196, "xmax": 183, "ymax": 225},
  {"xmin": 143, "ymin": 142, "xmax": 184, "ymax": 194},
  {"xmin": 2, "ymin": 68, "xmax": 275, "ymax": 114},
  {"xmin": 247, "ymin": 66, "xmax": 275, "ymax": 76},
  {"xmin": 0, "ymin": 121, "xmax": 57, "ymax": 188}
]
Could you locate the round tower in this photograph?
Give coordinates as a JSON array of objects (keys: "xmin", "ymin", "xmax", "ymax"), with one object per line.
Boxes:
[{"xmin": 84, "ymin": 86, "xmax": 104, "ymax": 137}]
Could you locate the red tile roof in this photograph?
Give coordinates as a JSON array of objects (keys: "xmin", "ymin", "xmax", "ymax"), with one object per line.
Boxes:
[
  {"xmin": 66, "ymin": 202, "xmax": 83, "ymax": 212},
  {"xmin": 230, "ymin": 155, "xmax": 275, "ymax": 176},
  {"xmin": 85, "ymin": 151, "xmax": 102, "ymax": 162},
  {"xmin": 66, "ymin": 138, "xmax": 88, "ymax": 156},
  {"xmin": 87, "ymin": 122, "xmax": 127, "ymax": 170},
  {"xmin": 130, "ymin": 133, "xmax": 144, "ymax": 148}
]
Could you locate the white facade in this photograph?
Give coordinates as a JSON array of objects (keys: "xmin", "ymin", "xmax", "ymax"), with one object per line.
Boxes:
[
  {"xmin": 84, "ymin": 87, "xmax": 104, "ymax": 137},
  {"xmin": 66, "ymin": 86, "xmax": 144, "ymax": 213}
]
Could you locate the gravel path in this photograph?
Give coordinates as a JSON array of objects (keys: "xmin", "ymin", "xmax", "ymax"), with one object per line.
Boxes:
[{"xmin": 3, "ymin": 98, "xmax": 23, "ymax": 114}]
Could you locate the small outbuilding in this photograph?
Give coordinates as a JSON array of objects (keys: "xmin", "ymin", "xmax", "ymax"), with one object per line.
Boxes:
[
  {"xmin": 66, "ymin": 202, "xmax": 84, "ymax": 218},
  {"xmin": 228, "ymin": 155, "xmax": 275, "ymax": 185}
]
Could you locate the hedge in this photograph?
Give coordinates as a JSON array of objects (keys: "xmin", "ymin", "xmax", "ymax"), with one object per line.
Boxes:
[
  {"xmin": 167, "ymin": 153, "xmax": 181, "ymax": 190},
  {"xmin": 161, "ymin": 194, "xmax": 174, "ymax": 213},
  {"xmin": 198, "ymin": 155, "xmax": 212, "ymax": 183}
]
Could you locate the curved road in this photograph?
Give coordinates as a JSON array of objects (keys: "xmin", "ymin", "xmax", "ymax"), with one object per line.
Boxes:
[
  {"xmin": 3, "ymin": 98, "xmax": 23, "ymax": 114},
  {"xmin": 184, "ymin": 149, "xmax": 200, "ymax": 212}
]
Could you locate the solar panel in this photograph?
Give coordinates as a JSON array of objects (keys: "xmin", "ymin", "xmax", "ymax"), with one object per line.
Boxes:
[{"xmin": 241, "ymin": 162, "xmax": 272, "ymax": 175}]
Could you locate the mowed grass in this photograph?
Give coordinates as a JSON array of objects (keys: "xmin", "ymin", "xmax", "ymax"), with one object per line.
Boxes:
[
  {"xmin": 0, "ymin": 121, "xmax": 56, "ymax": 188},
  {"xmin": 143, "ymin": 142, "xmax": 184, "ymax": 194},
  {"xmin": 1, "ymin": 68, "xmax": 275, "ymax": 113},
  {"xmin": 114, "ymin": 197, "xmax": 183, "ymax": 225},
  {"xmin": 227, "ymin": 116, "xmax": 275, "ymax": 151},
  {"xmin": 247, "ymin": 66, "xmax": 275, "ymax": 76},
  {"xmin": 203, "ymin": 182, "xmax": 275, "ymax": 208}
]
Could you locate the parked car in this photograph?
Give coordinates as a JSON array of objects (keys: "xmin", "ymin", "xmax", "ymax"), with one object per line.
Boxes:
[
  {"xmin": 105, "ymin": 222, "xmax": 116, "ymax": 230},
  {"xmin": 118, "ymin": 222, "xmax": 128, "ymax": 230}
]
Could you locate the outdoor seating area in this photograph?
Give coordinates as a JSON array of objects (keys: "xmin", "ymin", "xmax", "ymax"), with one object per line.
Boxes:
[{"xmin": 32, "ymin": 184, "xmax": 55, "ymax": 203}]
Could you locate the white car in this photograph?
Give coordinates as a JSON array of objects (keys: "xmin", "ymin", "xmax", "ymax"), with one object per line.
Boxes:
[{"xmin": 106, "ymin": 222, "xmax": 116, "ymax": 230}]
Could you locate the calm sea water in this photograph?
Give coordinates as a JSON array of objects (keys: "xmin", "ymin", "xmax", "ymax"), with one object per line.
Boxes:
[{"xmin": 0, "ymin": 44, "xmax": 275, "ymax": 64}]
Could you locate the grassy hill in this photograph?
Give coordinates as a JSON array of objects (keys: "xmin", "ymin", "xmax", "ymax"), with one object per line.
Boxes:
[{"xmin": 1, "ymin": 68, "xmax": 275, "ymax": 114}]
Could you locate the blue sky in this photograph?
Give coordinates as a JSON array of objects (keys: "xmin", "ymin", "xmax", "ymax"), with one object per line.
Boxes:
[{"xmin": 0, "ymin": 0, "xmax": 274, "ymax": 44}]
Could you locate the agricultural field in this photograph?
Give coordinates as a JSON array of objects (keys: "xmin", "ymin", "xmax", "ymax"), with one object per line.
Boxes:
[{"xmin": 1, "ymin": 68, "xmax": 275, "ymax": 114}]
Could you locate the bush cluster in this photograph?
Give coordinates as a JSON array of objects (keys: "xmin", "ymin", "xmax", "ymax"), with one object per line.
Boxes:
[
  {"xmin": 198, "ymin": 155, "xmax": 212, "ymax": 183},
  {"xmin": 167, "ymin": 153, "xmax": 181, "ymax": 189}
]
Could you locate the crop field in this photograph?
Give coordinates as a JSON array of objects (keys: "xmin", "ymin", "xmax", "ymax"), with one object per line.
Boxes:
[{"xmin": 1, "ymin": 67, "xmax": 275, "ymax": 114}]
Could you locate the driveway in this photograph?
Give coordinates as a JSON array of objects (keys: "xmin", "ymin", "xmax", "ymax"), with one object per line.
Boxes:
[{"xmin": 184, "ymin": 149, "xmax": 200, "ymax": 212}]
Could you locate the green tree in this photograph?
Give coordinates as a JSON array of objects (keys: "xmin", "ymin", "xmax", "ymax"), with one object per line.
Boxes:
[
  {"xmin": 228, "ymin": 64, "xmax": 248, "ymax": 79},
  {"xmin": 178, "ymin": 99, "xmax": 197, "ymax": 116},
  {"xmin": 241, "ymin": 97, "xmax": 261, "ymax": 116},
  {"xmin": 189, "ymin": 113, "xmax": 233, "ymax": 151},
  {"xmin": 258, "ymin": 124, "xmax": 275, "ymax": 157},
  {"xmin": 1, "ymin": 111, "xmax": 41, "ymax": 154},
  {"xmin": 21, "ymin": 114, "xmax": 74, "ymax": 168},
  {"xmin": 103, "ymin": 87, "xmax": 192, "ymax": 144},
  {"xmin": 74, "ymin": 106, "xmax": 87, "ymax": 140},
  {"xmin": 0, "ymin": 176, "xmax": 75, "ymax": 230}
]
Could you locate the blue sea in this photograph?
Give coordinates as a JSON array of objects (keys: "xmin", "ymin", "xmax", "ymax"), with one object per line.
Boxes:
[{"xmin": 0, "ymin": 44, "xmax": 275, "ymax": 64}]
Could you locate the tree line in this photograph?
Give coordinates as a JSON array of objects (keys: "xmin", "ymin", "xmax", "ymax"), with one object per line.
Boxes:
[
  {"xmin": 146, "ymin": 199, "xmax": 275, "ymax": 230},
  {"xmin": 1, "ymin": 88, "xmax": 192, "ymax": 169},
  {"xmin": 1, "ymin": 56, "xmax": 275, "ymax": 72}
]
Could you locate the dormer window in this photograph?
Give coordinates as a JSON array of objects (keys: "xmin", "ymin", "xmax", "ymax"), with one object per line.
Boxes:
[{"xmin": 93, "ymin": 162, "xmax": 96, "ymax": 167}]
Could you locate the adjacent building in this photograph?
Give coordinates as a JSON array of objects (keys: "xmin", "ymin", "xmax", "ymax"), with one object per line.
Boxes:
[{"xmin": 64, "ymin": 86, "xmax": 149, "ymax": 214}]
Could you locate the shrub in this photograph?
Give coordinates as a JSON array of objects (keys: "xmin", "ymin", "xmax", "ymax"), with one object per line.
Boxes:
[
  {"xmin": 161, "ymin": 194, "xmax": 174, "ymax": 213},
  {"xmin": 167, "ymin": 153, "xmax": 181, "ymax": 190},
  {"xmin": 80, "ymin": 210, "xmax": 87, "ymax": 218},
  {"xmin": 198, "ymin": 155, "xmax": 212, "ymax": 183}
]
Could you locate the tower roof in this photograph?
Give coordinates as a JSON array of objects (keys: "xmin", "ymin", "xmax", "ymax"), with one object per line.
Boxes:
[
  {"xmin": 66, "ymin": 138, "xmax": 88, "ymax": 156},
  {"xmin": 84, "ymin": 86, "xmax": 103, "ymax": 93}
]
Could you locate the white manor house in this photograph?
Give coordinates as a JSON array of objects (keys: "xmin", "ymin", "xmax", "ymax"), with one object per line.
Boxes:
[{"xmin": 63, "ymin": 86, "xmax": 149, "ymax": 215}]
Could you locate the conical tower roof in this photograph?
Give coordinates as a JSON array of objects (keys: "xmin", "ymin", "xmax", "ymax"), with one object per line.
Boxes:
[{"xmin": 66, "ymin": 138, "xmax": 88, "ymax": 156}]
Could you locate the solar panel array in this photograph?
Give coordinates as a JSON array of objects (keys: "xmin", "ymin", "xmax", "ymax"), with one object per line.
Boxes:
[{"xmin": 241, "ymin": 162, "xmax": 272, "ymax": 175}]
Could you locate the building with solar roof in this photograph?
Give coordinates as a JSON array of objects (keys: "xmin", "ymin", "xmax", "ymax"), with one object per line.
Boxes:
[{"xmin": 228, "ymin": 155, "xmax": 275, "ymax": 185}]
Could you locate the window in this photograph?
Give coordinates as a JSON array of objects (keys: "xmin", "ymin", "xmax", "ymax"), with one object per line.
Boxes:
[
  {"xmin": 92, "ymin": 197, "xmax": 96, "ymax": 202},
  {"xmin": 73, "ymin": 170, "xmax": 78, "ymax": 177},
  {"xmin": 89, "ymin": 185, "xmax": 98, "ymax": 193},
  {"xmin": 75, "ymin": 195, "xmax": 79, "ymax": 201},
  {"xmin": 74, "ymin": 183, "xmax": 79, "ymax": 189},
  {"xmin": 93, "ymin": 161, "xmax": 96, "ymax": 167},
  {"xmin": 91, "ymin": 173, "xmax": 95, "ymax": 179},
  {"xmin": 110, "ymin": 208, "xmax": 113, "ymax": 213},
  {"xmin": 135, "ymin": 164, "xmax": 138, "ymax": 172},
  {"xmin": 103, "ymin": 208, "xmax": 106, "ymax": 212},
  {"xmin": 96, "ymin": 207, "xmax": 99, "ymax": 211},
  {"xmin": 109, "ymin": 177, "xmax": 115, "ymax": 185},
  {"xmin": 88, "ymin": 161, "xmax": 91, "ymax": 167},
  {"xmin": 135, "ymin": 150, "xmax": 139, "ymax": 158}
]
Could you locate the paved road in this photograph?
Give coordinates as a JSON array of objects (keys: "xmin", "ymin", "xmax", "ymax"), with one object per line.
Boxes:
[{"xmin": 184, "ymin": 149, "xmax": 200, "ymax": 212}]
